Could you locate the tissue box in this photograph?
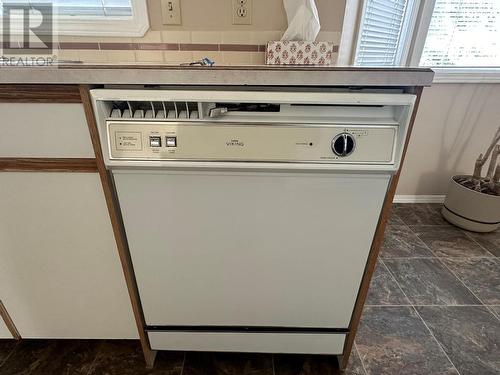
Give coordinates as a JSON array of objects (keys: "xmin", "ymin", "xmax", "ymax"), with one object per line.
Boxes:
[{"xmin": 265, "ymin": 41, "xmax": 334, "ymax": 65}]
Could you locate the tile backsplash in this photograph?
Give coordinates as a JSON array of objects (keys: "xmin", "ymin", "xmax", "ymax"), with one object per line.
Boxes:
[{"xmin": 55, "ymin": 30, "xmax": 340, "ymax": 65}]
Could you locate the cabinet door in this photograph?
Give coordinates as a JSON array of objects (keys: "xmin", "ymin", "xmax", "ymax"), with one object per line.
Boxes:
[{"xmin": 0, "ymin": 172, "xmax": 137, "ymax": 339}]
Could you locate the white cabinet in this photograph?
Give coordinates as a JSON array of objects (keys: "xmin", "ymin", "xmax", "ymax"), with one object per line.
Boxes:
[
  {"xmin": 0, "ymin": 172, "xmax": 137, "ymax": 339},
  {"xmin": 0, "ymin": 317, "xmax": 13, "ymax": 339}
]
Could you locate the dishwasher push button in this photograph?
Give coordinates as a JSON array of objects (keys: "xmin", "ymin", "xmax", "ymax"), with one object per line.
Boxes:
[
  {"xmin": 166, "ymin": 136, "xmax": 177, "ymax": 147},
  {"xmin": 149, "ymin": 136, "xmax": 162, "ymax": 147}
]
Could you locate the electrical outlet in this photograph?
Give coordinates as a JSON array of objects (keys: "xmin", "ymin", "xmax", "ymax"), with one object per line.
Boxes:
[
  {"xmin": 161, "ymin": 0, "xmax": 182, "ymax": 25},
  {"xmin": 232, "ymin": 0, "xmax": 252, "ymax": 25}
]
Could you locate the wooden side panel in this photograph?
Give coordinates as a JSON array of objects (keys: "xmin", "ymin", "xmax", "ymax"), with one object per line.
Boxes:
[
  {"xmin": 340, "ymin": 86, "xmax": 424, "ymax": 369},
  {"xmin": 79, "ymin": 85, "xmax": 157, "ymax": 367},
  {"xmin": 0, "ymin": 300, "xmax": 19, "ymax": 339}
]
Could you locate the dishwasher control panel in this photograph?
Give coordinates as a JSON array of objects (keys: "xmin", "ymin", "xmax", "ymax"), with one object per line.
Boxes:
[{"xmin": 107, "ymin": 121, "xmax": 397, "ymax": 164}]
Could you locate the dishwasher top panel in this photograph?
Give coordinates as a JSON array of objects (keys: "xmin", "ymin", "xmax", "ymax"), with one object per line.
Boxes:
[{"xmin": 91, "ymin": 89, "xmax": 416, "ymax": 171}]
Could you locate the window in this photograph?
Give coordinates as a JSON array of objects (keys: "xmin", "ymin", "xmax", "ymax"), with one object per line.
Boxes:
[
  {"xmin": 349, "ymin": 0, "xmax": 500, "ymax": 76},
  {"xmin": 49, "ymin": 0, "xmax": 132, "ymax": 17},
  {"xmin": 0, "ymin": 0, "xmax": 149, "ymax": 36},
  {"xmin": 354, "ymin": 0, "xmax": 416, "ymax": 66},
  {"xmin": 420, "ymin": 0, "xmax": 500, "ymax": 67}
]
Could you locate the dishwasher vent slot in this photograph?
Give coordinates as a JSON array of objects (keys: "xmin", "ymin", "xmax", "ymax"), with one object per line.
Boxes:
[
  {"xmin": 109, "ymin": 101, "xmax": 200, "ymax": 120},
  {"xmin": 213, "ymin": 103, "xmax": 280, "ymax": 113},
  {"xmin": 204, "ymin": 102, "xmax": 280, "ymax": 118}
]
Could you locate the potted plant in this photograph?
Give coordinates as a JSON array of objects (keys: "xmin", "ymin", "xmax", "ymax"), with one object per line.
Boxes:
[{"xmin": 442, "ymin": 126, "xmax": 500, "ymax": 232}]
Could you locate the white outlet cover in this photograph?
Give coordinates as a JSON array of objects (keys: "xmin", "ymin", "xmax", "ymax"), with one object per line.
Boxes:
[{"xmin": 233, "ymin": 0, "xmax": 252, "ymax": 25}]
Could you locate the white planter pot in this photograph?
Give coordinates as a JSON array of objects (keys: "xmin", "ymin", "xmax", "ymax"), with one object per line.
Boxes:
[{"xmin": 442, "ymin": 175, "xmax": 500, "ymax": 232}]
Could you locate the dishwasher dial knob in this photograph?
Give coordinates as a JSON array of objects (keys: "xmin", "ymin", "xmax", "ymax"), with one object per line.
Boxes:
[{"xmin": 331, "ymin": 133, "xmax": 355, "ymax": 157}]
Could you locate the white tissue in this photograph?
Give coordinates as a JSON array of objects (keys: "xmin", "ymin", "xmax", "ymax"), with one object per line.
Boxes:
[{"xmin": 281, "ymin": 0, "xmax": 320, "ymax": 41}]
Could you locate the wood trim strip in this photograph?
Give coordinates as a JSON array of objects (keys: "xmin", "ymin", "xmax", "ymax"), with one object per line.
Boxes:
[
  {"xmin": 0, "ymin": 158, "xmax": 97, "ymax": 172},
  {"xmin": 0, "ymin": 85, "xmax": 81, "ymax": 102},
  {"xmin": 79, "ymin": 85, "xmax": 157, "ymax": 368},
  {"xmin": 340, "ymin": 86, "xmax": 424, "ymax": 369},
  {"xmin": 0, "ymin": 300, "xmax": 21, "ymax": 340}
]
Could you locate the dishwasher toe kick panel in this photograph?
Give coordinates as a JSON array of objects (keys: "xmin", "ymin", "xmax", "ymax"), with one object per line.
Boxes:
[{"xmin": 148, "ymin": 331, "xmax": 346, "ymax": 354}]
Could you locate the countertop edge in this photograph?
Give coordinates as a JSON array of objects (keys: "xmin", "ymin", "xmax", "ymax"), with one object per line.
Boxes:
[{"xmin": 0, "ymin": 66, "xmax": 435, "ymax": 87}]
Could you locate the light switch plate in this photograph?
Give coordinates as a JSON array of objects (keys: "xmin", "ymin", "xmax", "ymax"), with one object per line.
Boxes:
[
  {"xmin": 232, "ymin": 0, "xmax": 252, "ymax": 25},
  {"xmin": 162, "ymin": 0, "xmax": 182, "ymax": 25}
]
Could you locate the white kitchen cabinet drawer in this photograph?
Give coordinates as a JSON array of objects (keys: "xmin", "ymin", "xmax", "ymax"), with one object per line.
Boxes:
[
  {"xmin": 148, "ymin": 331, "xmax": 346, "ymax": 354},
  {"xmin": 0, "ymin": 172, "xmax": 137, "ymax": 339},
  {"xmin": 0, "ymin": 103, "xmax": 94, "ymax": 158},
  {"xmin": 0, "ymin": 316, "xmax": 13, "ymax": 339}
]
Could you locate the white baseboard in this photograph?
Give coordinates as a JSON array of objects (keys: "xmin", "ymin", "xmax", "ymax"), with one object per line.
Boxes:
[{"xmin": 393, "ymin": 195, "xmax": 446, "ymax": 203}]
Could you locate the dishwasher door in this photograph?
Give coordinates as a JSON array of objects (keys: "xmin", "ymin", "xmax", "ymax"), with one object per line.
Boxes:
[{"xmin": 113, "ymin": 169, "xmax": 390, "ymax": 329}]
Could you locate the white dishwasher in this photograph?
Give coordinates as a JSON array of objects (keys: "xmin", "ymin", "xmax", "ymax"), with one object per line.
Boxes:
[{"xmin": 91, "ymin": 88, "xmax": 415, "ymax": 354}]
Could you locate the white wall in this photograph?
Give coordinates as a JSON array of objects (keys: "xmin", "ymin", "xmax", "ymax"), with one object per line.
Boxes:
[
  {"xmin": 397, "ymin": 83, "xmax": 500, "ymax": 195},
  {"xmin": 147, "ymin": 0, "xmax": 345, "ymax": 31}
]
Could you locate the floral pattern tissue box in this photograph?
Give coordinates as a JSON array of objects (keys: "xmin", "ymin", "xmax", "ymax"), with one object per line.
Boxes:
[{"xmin": 265, "ymin": 41, "xmax": 334, "ymax": 65}]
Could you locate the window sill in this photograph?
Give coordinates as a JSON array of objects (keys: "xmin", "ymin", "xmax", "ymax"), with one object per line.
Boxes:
[{"xmin": 431, "ymin": 68, "xmax": 500, "ymax": 84}]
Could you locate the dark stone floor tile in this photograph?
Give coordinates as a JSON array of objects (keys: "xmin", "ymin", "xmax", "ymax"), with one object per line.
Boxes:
[
  {"xmin": 0, "ymin": 340, "xmax": 57, "ymax": 375},
  {"xmin": 380, "ymin": 225, "xmax": 434, "ymax": 258},
  {"xmin": 392, "ymin": 203, "xmax": 449, "ymax": 225},
  {"xmin": 183, "ymin": 352, "xmax": 272, "ymax": 375},
  {"xmin": 416, "ymin": 306, "xmax": 500, "ymax": 375},
  {"xmin": 273, "ymin": 353, "xmax": 339, "ymax": 375},
  {"xmin": 356, "ymin": 306, "xmax": 457, "ymax": 375},
  {"xmin": 411, "ymin": 225, "xmax": 491, "ymax": 257},
  {"xmin": 487, "ymin": 305, "xmax": 500, "ymax": 320},
  {"xmin": 0, "ymin": 340, "xmax": 17, "ymax": 366},
  {"xmin": 386, "ymin": 210, "xmax": 404, "ymax": 225},
  {"xmin": 88, "ymin": 340, "xmax": 183, "ymax": 375},
  {"xmin": 466, "ymin": 230, "xmax": 500, "ymax": 257},
  {"xmin": 344, "ymin": 345, "xmax": 366, "ymax": 375},
  {"xmin": 30, "ymin": 340, "xmax": 101, "ymax": 375},
  {"xmin": 384, "ymin": 258, "xmax": 481, "ymax": 305},
  {"xmin": 441, "ymin": 257, "xmax": 500, "ymax": 305},
  {"xmin": 0, "ymin": 340, "xmax": 98, "ymax": 375},
  {"xmin": 365, "ymin": 262, "xmax": 409, "ymax": 305}
]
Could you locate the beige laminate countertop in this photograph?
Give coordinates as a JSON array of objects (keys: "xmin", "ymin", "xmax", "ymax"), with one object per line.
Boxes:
[{"xmin": 0, "ymin": 65, "xmax": 434, "ymax": 87}]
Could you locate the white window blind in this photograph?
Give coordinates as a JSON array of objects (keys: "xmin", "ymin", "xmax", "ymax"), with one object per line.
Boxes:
[
  {"xmin": 355, "ymin": 0, "xmax": 411, "ymax": 66},
  {"xmin": 420, "ymin": 0, "xmax": 500, "ymax": 67},
  {"xmin": 0, "ymin": 0, "xmax": 133, "ymax": 17}
]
